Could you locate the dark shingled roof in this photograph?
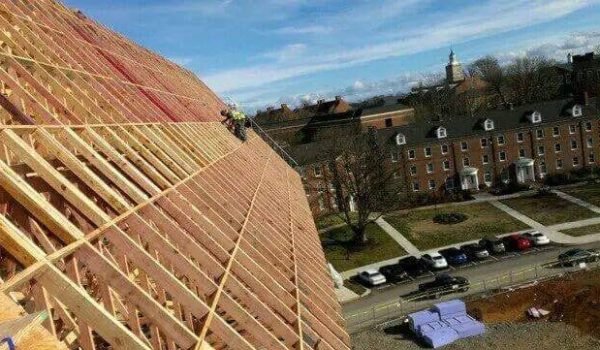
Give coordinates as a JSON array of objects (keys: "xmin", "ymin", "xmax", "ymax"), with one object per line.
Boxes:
[
  {"xmin": 378, "ymin": 99, "xmax": 599, "ymax": 146},
  {"xmin": 355, "ymin": 96, "xmax": 411, "ymax": 117}
]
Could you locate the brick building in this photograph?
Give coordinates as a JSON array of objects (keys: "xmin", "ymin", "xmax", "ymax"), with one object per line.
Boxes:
[
  {"xmin": 299, "ymin": 98, "xmax": 600, "ymax": 216},
  {"xmin": 572, "ymin": 52, "xmax": 600, "ymax": 97}
]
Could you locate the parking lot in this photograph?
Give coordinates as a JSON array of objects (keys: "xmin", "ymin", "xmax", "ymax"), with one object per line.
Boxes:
[{"xmin": 352, "ymin": 243, "xmax": 558, "ymax": 293}]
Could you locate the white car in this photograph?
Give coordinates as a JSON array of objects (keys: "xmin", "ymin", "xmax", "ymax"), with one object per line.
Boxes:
[
  {"xmin": 522, "ymin": 231, "xmax": 550, "ymax": 246},
  {"xmin": 421, "ymin": 253, "xmax": 448, "ymax": 269},
  {"xmin": 358, "ymin": 269, "xmax": 387, "ymax": 286}
]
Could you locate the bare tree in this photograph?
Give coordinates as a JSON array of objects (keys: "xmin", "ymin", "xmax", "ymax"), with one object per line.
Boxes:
[
  {"xmin": 326, "ymin": 128, "xmax": 408, "ymax": 244},
  {"xmin": 469, "ymin": 55, "xmax": 509, "ymax": 106},
  {"xmin": 506, "ymin": 56, "xmax": 561, "ymax": 105}
]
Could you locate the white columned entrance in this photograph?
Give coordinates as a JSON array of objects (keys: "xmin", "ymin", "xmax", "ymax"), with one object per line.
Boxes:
[
  {"xmin": 514, "ymin": 158, "xmax": 535, "ymax": 184},
  {"xmin": 460, "ymin": 167, "xmax": 479, "ymax": 190}
]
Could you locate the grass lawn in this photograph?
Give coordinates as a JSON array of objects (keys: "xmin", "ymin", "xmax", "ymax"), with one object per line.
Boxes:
[
  {"xmin": 320, "ymin": 223, "xmax": 407, "ymax": 272},
  {"xmin": 561, "ymin": 223, "xmax": 600, "ymax": 237},
  {"xmin": 561, "ymin": 183, "xmax": 600, "ymax": 207},
  {"xmin": 315, "ymin": 213, "xmax": 357, "ymax": 230},
  {"xmin": 384, "ymin": 202, "xmax": 529, "ymax": 250},
  {"xmin": 501, "ymin": 192, "xmax": 598, "ymax": 226}
]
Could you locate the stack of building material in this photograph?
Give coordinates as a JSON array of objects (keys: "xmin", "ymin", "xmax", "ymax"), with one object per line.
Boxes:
[{"xmin": 407, "ymin": 299, "xmax": 485, "ymax": 348}]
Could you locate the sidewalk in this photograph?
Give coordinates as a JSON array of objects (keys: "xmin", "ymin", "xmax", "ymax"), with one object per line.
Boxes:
[{"xmin": 374, "ymin": 217, "xmax": 420, "ymax": 255}]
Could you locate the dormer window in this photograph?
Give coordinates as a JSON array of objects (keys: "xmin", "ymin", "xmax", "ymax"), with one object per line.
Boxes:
[
  {"xmin": 395, "ymin": 133, "xmax": 406, "ymax": 146},
  {"xmin": 528, "ymin": 111, "xmax": 542, "ymax": 124},
  {"xmin": 483, "ymin": 119, "xmax": 495, "ymax": 131},
  {"xmin": 571, "ymin": 104, "xmax": 583, "ymax": 117},
  {"xmin": 436, "ymin": 127, "xmax": 447, "ymax": 139}
]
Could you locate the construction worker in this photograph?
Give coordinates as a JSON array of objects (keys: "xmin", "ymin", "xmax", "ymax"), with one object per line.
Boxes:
[{"xmin": 221, "ymin": 107, "xmax": 247, "ymax": 141}]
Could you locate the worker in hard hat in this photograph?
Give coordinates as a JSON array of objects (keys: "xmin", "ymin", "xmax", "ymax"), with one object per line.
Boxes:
[{"xmin": 221, "ymin": 107, "xmax": 247, "ymax": 141}]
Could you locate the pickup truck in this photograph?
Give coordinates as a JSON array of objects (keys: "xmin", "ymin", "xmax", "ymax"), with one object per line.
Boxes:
[{"xmin": 417, "ymin": 274, "xmax": 470, "ymax": 298}]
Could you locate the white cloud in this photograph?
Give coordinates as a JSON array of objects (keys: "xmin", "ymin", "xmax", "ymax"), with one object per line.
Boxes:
[
  {"xmin": 206, "ymin": 0, "xmax": 597, "ymax": 93},
  {"xmin": 273, "ymin": 25, "xmax": 332, "ymax": 35},
  {"xmin": 168, "ymin": 56, "xmax": 194, "ymax": 66}
]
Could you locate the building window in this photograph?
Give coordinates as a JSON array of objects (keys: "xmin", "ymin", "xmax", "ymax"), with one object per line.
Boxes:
[
  {"xmin": 573, "ymin": 157, "xmax": 580, "ymax": 166},
  {"xmin": 585, "ymin": 122, "xmax": 593, "ymax": 131},
  {"xmin": 461, "ymin": 141, "xmax": 468, "ymax": 151},
  {"xmin": 436, "ymin": 127, "xmax": 447, "ymax": 138},
  {"xmin": 426, "ymin": 163, "xmax": 434, "ymax": 173},
  {"xmin": 553, "ymin": 126, "xmax": 560, "ymax": 137},
  {"xmin": 497, "ymin": 135, "xmax": 505, "ymax": 145},
  {"xmin": 555, "ymin": 143, "xmax": 561, "ymax": 152},
  {"xmin": 499, "ymin": 151, "xmax": 507, "ymax": 161},
  {"xmin": 572, "ymin": 105, "xmax": 583, "ymax": 117},
  {"xmin": 480, "ymin": 138, "xmax": 488, "ymax": 147},
  {"xmin": 589, "ymin": 153, "xmax": 595, "ymax": 163},
  {"xmin": 540, "ymin": 160, "xmax": 547, "ymax": 175},
  {"xmin": 391, "ymin": 151, "xmax": 399, "ymax": 162},
  {"xmin": 484, "ymin": 119, "xmax": 495, "ymax": 131},
  {"xmin": 571, "ymin": 139, "xmax": 578, "ymax": 150},
  {"xmin": 410, "ymin": 165, "xmax": 417, "ymax": 176},
  {"xmin": 443, "ymin": 160, "xmax": 450, "ymax": 170},
  {"xmin": 385, "ymin": 118, "xmax": 393, "ymax": 127},
  {"xmin": 482, "ymin": 154, "xmax": 489, "ymax": 164},
  {"xmin": 587, "ymin": 137, "xmax": 593, "ymax": 148},
  {"xmin": 530, "ymin": 111, "xmax": 542, "ymax": 123},
  {"xmin": 318, "ymin": 198, "xmax": 326, "ymax": 211},
  {"xmin": 556, "ymin": 159, "xmax": 563, "ymax": 169},
  {"xmin": 569, "ymin": 124, "xmax": 576, "ymax": 134},
  {"xmin": 519, "ymin": 149, "xmax": 526, "ymax": 158},
  {"xmin": 446, "ymin": 177, "xmax": 455, "ymax": 190},
  {"xmin": 428, "ymin": 179, "xmax": 436, "ymax": 190},
  {"xmin": 441, "ymin": 144, "xmax": 449, "ymax": 154},
  {"xmin": 395, "ymin": 133, "xmax": 406, "ymax": 145},
  {"xmin": 463, "ymin": 157, "xmax": 470, "ymax": 167},
  {"xmin": 313, "ymin": 165, "xmax": 322, "ymax": 177},
  {"xmin": 408, "ymin": 149, "xmax": 416, "ymax": 159},
  {"xmin": 413, "ymin": 181, "xmax": 420, "ymax": 192},
  {"xmin": 517, "ymin": 132, "xmax": 524, "ymax": 142},
  {"xmin": 538, "ymin": 145, "xmax": 545, "ymax": 155},
  {"xmin": 424, "ymin": 147, "xmax": 432, "ymax": 157},
  {"xmin": 536, "ymin": 129, "xmax": 544, "ymax": 139},
  {"xmin": 484, "ymin": 171, "xmax": 492, "ymax": 183}
]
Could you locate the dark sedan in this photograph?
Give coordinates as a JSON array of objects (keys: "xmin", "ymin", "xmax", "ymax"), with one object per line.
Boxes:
[
  {"xmin": 398, "ymin": 256, "xmax": 429, "ymax": 277},
  {"xmin": 379, "ymin": 264, "xmax": 409, "ymax": 283},
  {"xmin": 439, "ymin": 247, "xmax": 469, "ymax": 265}
]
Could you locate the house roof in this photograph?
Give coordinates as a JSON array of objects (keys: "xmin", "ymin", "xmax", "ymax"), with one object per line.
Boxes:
[{"xmin": 378, "ymin": 99, "xmax": 599, "ymax": 146}]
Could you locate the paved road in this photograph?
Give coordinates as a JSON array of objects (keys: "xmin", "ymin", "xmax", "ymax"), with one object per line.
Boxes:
[{"xmin": 343, "ymin": 241, "xmax": 600, "ymax": 321}]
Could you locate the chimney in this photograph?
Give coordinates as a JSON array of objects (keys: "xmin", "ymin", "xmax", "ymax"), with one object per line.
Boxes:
[
  {"xmin": 317, "ymin": 99, "xmax": 325, "ymax": 105},
  {"xmin": 567, "ymin": 52, "xmax": 573, "ymax": 64},
  {"xmin": 335, "ymin": 95, "xmax": 342, "ymax": 101}
]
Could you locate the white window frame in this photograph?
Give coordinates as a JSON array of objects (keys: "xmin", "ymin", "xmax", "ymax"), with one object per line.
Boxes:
[
  {"xmin": 536, "ymin": 129, "xmax": 544, "ymax": 139},
  {"xmin": 424, "ymin": 147, "xmax": 432, "ymax": 157},
  {"xmin": 585, "ymin": 122, "xmax": 593, "ymax": 131},
  {"xmin": 428, "ymin": 179, "xmax": 436, "ymax": 190},
  {"xmin": 391, "ymin": 151, "xmax": 399, "ymax": 162},
  {"xmin": 482, "ymin": 154, "xmax": 489, "ymax": 164},
  {"xmin": 569, "ymin": 124, "xmax": 576, "ymax": 134},
  {"xmin": 587, "ymin": 137, "xmax": 593, "ymax": 148},
  {"xmin": 517, "ymin": 132, "xmax": 524, "ymax": 143},
  {"xmin": 410, "ymin": 165, "xmax": 417, "ymax": 176},
  {"xmin": 499, "ymin": 151, "xmax": 507, "ymax": 162},
  {"xmin": 436, "ymin": 127, "xmax": 447, "ymax": 139},
  {"xmin": 571, "ymin": 139, "xmax": 578, "ymax": 150},
  {"xmin": 573, "ymin": 157, "xmax": 580, "ymax": 166},
  {"xmin": 426, "ymin": 163, "xmax": 434, "ymax": 174},
  {"xmin": 553, "ymin": 126, "xmax": 560, "ymax": 137},
  {"xmin": 556, "ymin": 159, "xmax": 563, "ymax": 169},
  {"xmin": 443, "ymin": 160, "xmax": 450, "ymax": 171},
  {"xmin": 313, "ymin": 165, "xmax": 322, "ymax": 177},
  {"xmin": 480, "ymin": 138, "xmax": 488, "ymax": 148},
  {"xmin": 519, "ymin": 149, "xmax": 526, "ymax": 158},
  {"xmin": 441, "ymin": 144, "xmax": 449, "ymax": 154},
  {"xmin": 462, "ymin": 157, "xmax": 470, "ymax": 167},
  {"xmin": 530, "ymin": 111, "xmax": 542, "ymax": 123},
  {"xmin": 408, "ymin": 149, "xmax": 416, "ymax": 159},
  {"xmin": 484, "ymin": 119, "xmax": 495, "ymax": 131},
  {"xmin": 555, "ymin": 143, "xmax": 561, "ymax": 152},
  {"xmin": 538, "ymin": 145, "xmax": 545, "ymax": 155},
  {"xmin": 396, "ymin": 133, "xmax": 406, "ymax": 145},
  {"xmin": 497, "ymin": 135, "xmax": 505, "ymax": 145}
]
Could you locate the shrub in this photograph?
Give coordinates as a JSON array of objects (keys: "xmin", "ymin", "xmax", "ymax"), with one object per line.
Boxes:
[{"xmin": 433, "ymin": 212, "xmax": 468, "ymax": 225}]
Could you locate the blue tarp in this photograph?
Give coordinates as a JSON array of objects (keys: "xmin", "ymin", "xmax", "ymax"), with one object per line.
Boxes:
[
  {"xmin": 422, "ymin": 327, "xmax": 459, "ymax": 348},
  {"xmin": 408, "ymin": 310, "xmax": 439, "ymax": 332},
  {"xmin": 407, "ymin": 299, "xmax": 485, "ymax": 348},
  {"xmin": 433, "ymin": 299, "xmax": 466, "ymax": 317}
]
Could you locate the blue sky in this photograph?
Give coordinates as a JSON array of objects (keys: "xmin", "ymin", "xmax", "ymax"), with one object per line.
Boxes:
[{"xmin": 65, "ymin": 0, "xmax": 600, "ymax": 112}]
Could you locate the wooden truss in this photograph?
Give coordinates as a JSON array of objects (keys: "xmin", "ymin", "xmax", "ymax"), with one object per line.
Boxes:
[
  {"xmin": 0, "ymin": 1, "xmax": 351, "ymax": 349},
  {"xmin": 0, "ymin": 123, "xmax": 351, "ymax": 349}
]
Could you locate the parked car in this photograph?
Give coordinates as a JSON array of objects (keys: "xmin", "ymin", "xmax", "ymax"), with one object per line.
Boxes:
[
  {"xmin": 417, "ymin": 273, "xmax": 470, "ymax": 297},
  {"xmin": 522, "ymin": 231, "xmax": 550, "ymax": 246},
  {"xmin": 398, "ymin": 256, "xmax": 429, "ymax": 277},
  {"xmin": 438, "ymin": 247, "xmax": 469, "ymax": 265},
  {"xmin": 379, "ymin": 264, "xmax": 409, "ymax": 283},
  {"xmin": 421, "ymin": 253, "xmax": 449, "ymax": 270},
  {"xmin": 558, "ymin": 248, "xmax": 600, "ymax": 266},
  {"xmin": 460, "ymin": 243, "xmax": 490, "ymax": 260},
  {"xmin": 479, "ymin": 237, "xmax": 506, "ymax": 254},
  {"xmin": 503, "ymin": 234, "xmax": 532, "ymax": 251},
  {"xmin": 358, "ymin": 269, "xmax": 387, "ymax": 286}
]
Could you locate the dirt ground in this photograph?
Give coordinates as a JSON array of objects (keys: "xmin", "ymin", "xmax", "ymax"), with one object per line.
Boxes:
[
  {"xmin": 352, "ymin": 269, "xmax": 600, "ymax": 349},
  {"xmin": 467, "ymin": 269, "xmax": 600, "ymax": 337}
]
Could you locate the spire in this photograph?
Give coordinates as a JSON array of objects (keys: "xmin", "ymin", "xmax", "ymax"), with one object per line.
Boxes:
[{"xmin": 449, "ymin": 49, "xmax": 458, "ymax": 65}]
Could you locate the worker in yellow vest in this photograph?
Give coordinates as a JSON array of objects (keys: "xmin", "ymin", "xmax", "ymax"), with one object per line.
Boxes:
[{"xmin": 221, "ymin": 107, "xmax": 247, "ymax": 141}]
